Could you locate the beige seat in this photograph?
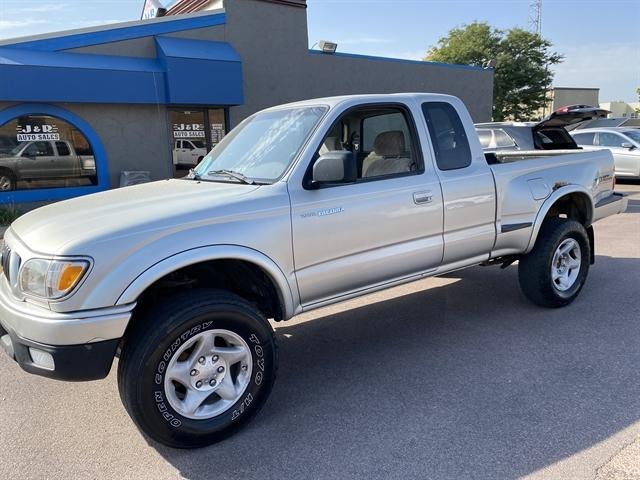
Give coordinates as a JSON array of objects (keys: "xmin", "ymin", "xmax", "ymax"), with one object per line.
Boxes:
[
  {"xmin": 362, "ymin": 131, "xmax": 413, "ymax": 178},
  {"xmin": 318, "ymin": 136, "xmax": 342, "ymax": 155}
]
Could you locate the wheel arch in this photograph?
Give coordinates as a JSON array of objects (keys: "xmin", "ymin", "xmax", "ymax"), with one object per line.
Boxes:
[
  {"xmin": 116, "ymin": 245, "xmax": 296, "ymax": 321},
  {"xmin": 525, "ymin": 186, "xmax": 594, "ymax": 253}
]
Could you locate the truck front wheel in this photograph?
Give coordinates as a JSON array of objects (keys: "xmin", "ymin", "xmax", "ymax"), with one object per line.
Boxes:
[
  {"xmin": 518, "ymin": 218, "xmax": 590, "ymax": 308},
  {"xmin": 117, "ymin": 289, "xmax": 278, "ymax": 448}
]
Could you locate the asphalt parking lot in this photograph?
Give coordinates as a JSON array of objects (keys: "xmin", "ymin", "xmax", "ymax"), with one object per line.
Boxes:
[{"xmin": 1, "ymin": 182, "xmax": 639, "ymax": 480}]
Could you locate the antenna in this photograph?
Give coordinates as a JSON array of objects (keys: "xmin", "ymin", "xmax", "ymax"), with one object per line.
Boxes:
[{"xmin": 528, "ymin": 0, "xmax": 542, "ymax": 36}]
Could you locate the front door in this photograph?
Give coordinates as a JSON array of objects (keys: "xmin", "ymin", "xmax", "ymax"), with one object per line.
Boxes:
[
  {"xmin": 288, "ymin": 104, "xmax": 444, "ymax": 307},
  {"xmin": 19, "ymin": 141, "xmax": 56, "ymax": 179}
]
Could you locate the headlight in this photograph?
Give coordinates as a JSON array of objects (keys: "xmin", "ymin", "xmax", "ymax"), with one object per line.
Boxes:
[{"xmin": 19, "ymin": 258, "xmax": 89, "ymax": 299}]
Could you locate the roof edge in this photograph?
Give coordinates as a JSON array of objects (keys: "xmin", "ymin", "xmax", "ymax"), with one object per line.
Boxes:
[
  {"xmin": 0, "ymin": 9, "xmax": 225, "ymax": 52},
  {"xmin": 308, "ymin": 49, "xmax": 488, "ymax": 72}
]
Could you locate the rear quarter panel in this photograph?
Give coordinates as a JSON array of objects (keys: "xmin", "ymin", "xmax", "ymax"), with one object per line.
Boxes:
[{"xmin": 490, "ymin": 149, "xmax": 615, "ymax": 257}]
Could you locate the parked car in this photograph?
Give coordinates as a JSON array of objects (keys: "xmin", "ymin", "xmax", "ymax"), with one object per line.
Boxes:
[
  {"xmin": 0, "ymin": 140, "xmax": 96, "ymax": 190},
  {"xmin": 476, "ymin": 106, "xmax": 609, "ymax": 152},
  {"xmin": 0, "ymin": 94, "xmax": 626, "ymax": 448},
  {"xmin": 571, "ymin": 128, "xmax": 640, "ymax": 179},
  {"xmin": 173, "ymin": 139, "xmax": 207, "ymax": 166}
]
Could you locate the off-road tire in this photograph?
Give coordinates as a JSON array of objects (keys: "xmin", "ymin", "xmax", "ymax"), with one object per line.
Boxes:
[
  {"xmin": 0, "ymin": 169, "xmax": 16, "ymax": 191},
  {"xmin": 117, "ymin": 289, "xmax": 278, "ymax": 448},
  {"xmin": 518, "ymin": 218, "xmax": 590, "ymax": 308}
]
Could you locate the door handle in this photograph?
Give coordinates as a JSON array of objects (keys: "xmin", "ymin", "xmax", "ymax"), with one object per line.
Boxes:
[{"xmin": 413, "ymin": 191, "xmax": 433, "ymax": 205}]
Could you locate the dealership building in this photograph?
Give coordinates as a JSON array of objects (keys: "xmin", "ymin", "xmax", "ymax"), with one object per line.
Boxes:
[{"xmin": 0, "ymin": 0, "xmax": 493, "ymax": 207}]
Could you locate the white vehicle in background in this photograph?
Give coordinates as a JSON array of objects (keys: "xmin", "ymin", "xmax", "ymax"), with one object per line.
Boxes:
[
  {"xmin": 571, "ymin": 128, "xmax": 640, "ymax": 179},
  {"xmin": 173, "ymin": 139, "xmax": 207, "ymax": 166}
]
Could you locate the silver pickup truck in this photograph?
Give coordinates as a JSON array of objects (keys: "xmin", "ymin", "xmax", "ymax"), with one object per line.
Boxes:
[
  {"xmin": 0, "ymin": 94, "xmax": 627, "ymax": 448},
  {"xmin": 0, "ymin": 139, "xmax": 97, "ymax": 190}
]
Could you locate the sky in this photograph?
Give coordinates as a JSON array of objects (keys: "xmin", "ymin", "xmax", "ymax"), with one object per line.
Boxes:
[{"xmin": 0, "ymin": 0, "xmax": 638, "ymax": 102}]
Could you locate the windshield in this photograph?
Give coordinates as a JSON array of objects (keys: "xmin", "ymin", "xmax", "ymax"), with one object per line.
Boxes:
[
  {"xmin": 193, "ymin": 106, "xmax": 327, "ymax": 183},
  {"xmin": 9, "ymin": 142, "xmax": 27, "ymax": 156},
  {"xmin": 624, "ymin": 130, "xmax": 640, "ymax": 144}
]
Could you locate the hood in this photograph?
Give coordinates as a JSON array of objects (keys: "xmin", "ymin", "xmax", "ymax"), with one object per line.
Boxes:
[
  {"xmin": 10, "ymin": 179, "xmax": 261, "ymax": 253},
  {"xmin": 536, "ymin": 106, "xmax": 610, "ymax": 129}
]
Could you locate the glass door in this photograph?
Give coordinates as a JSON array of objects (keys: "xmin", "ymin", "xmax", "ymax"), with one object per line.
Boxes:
[
  {"xmin": 170, "ymin": 109, "xmax": 207, "ymax": 177},
  {"xmin": 169, "ymin": 108, "xmax": 228, "ymax": 178}
]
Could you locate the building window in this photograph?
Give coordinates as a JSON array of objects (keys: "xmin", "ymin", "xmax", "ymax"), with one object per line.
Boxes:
[
  {"xmin": 0, "ymin": 113, "xmax": 97, "ymax": 192},
  {"xmin": 170, "ymin": 108, "xmax": 227, "ymax": 177}
]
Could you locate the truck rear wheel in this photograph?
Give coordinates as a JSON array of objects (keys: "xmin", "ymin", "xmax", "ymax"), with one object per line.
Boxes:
[
  {"xmin": 0, "ymin": 169, "xmax": 16, "ymax": 191},
  {"xmin": 518, "ymin": 218, "xmax": 590, "ymax": 308},
  {"xmin": 117, "ymin": 289, "xmax": 278, "ymax": 448}
]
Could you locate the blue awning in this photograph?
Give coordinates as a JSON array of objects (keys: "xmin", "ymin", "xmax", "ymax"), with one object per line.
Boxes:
[
  {"xmin": 0, "ymin": 47, "xmax": 168, "ymax": 104},
  {"xmin": 156, "ymin": 36, "xmax": 243, "ymax": 105},
  {"xmin": 0, "ymin": 27, "xmax": 243, "ymax": 105}
]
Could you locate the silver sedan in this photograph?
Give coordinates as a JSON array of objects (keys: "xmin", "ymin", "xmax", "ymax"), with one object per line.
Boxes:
[{"xmin": 571, "ymin": 128, "xmax": 640, "ymax": 179}]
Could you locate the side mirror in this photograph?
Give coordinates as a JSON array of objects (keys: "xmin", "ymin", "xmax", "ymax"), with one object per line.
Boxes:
[
  {"xmin": 311, "ymin": 151, "xmax": 356, "ymax": 186},
  {"xmin": 621, "ymin": 142, "xmax": 635, "ymax": 150}
]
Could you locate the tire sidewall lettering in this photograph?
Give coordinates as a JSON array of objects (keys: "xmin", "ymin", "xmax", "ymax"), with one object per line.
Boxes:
[{"xmin": 152, "ymin": 319, "xmax": 269, "ymax": 428}]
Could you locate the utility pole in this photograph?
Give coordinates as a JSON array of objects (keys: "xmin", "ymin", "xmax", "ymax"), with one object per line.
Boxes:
[{"xmin": 528, "ymin": 0, "xmax": 542, "ymax": 36}]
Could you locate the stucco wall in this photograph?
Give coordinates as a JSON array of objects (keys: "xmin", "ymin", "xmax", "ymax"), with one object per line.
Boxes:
[
  {"xmin": 67, "ymin": 37, "xmax": 159, "ymax": 58},
  {"xmin": 161, "ymin": 0, "xmax": 493, "ymax": 125},
  {"xmin": 60, "ymin": 103, "xmax": 173, "ymax": 187}
]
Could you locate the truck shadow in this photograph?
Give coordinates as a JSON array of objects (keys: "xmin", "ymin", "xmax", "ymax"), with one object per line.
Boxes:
[
  {"xmin": 155, "ymin": 256, "xmax": 640, "ymax": 480},
  {"xmin": 616, "ymin": 181, "xmax": 640, "ymax": 214}
]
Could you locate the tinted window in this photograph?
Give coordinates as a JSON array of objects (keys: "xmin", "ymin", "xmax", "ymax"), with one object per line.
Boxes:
[
  {"xmin": 572, "ymin": 132, "xmax": 595, "ymax": 145},
  {"xmin": 422, "ymin": 102, "xmax": 471, "ymax": 170},
  {"xmin": 598, "ymin": 132, "xmax": 625, "ymax": 147},
  {"xmin": 56, "ymin": 141, "xmax": 70, "ymax": 156}
]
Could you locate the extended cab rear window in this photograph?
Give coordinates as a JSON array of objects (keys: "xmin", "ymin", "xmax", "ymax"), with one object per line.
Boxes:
[{"xmin": 422, "ymin": 102, "xmax": 471, "ymax": 170}]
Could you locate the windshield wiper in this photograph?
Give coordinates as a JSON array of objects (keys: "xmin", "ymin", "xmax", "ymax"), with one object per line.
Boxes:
[{"xmin": 207, "ymin": 169, "xmax": 255, "ymax": 185}]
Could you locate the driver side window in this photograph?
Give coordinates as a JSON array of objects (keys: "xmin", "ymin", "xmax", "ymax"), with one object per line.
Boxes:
[
  {"xmin": 24, "ymin": 142, "xmax": 53, "ymax": 157},
  {"xmin": 313, "ymin": 105, "xmax": 421, "ymax": 181}
]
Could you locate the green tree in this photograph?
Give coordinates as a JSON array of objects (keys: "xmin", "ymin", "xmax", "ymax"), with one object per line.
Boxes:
[
  {"xmin": 636, "ymin": 87, "xmax": 640, "ymax": 115},
  {"xmin": 425, "ymin": 22, "xmax": 563, "ymax": 121}
]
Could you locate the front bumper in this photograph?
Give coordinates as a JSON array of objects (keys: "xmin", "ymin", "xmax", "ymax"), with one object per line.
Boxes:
[
  {"xmin": 0, "ymin": 324, "xmax": 119, "ymax": 381},
  {"xmin": 593, "ymin": 192, "xmax": 628, "ymax": 222},
  {"xmin": 0, "ymin": 276, "xmax": 133, "ymax": 380}
]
